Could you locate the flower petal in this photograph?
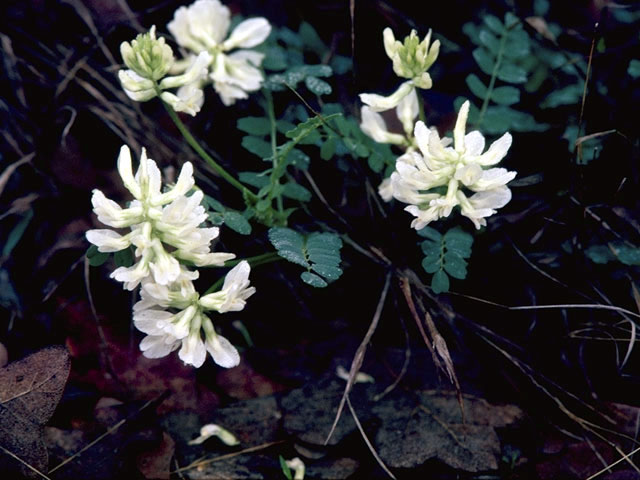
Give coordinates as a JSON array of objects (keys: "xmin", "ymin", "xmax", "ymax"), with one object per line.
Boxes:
[
  {"xmin": 359, "ymin": 81, "xmax": 414, "ymax": 112},
  {"xmin": 454, "ymin": 100, "xmax": 470, "ymax": 153},
  {"xmin": 206, "ymin": 333, "xmax": 240, "ymax": 368},
  {"xmin": 223, "ymin": 18, "xmax": 271, "ymax": 50},
  {"xmin": 476, "ymin": 132, "xmax": 513, "ymax": 166},
  {"xmin": 117, "ymin": 145, "xmax": 142, "ymax": 199},
  {"xmin": 464, "ymin": 131, "xmax": 485, "ymax": 156},
  {"xmin": 86, "ymin": 229, "xmax": 131, "ymax": 252}
]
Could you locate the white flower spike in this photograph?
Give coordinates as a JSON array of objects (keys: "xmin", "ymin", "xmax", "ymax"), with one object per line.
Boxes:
[
  {"xmin": 118, "ymin": 27, "xmax": 210, "ymax": 116},
  {"xmin": 388, "ymin": 100, "xmax": 516, "ymax": 229},
  {"xmin": 360, "ymin": 27, "xmax": 440, "ymax": 112},
  {"xmin": 86, "ymin": 145, "xmax": 235, "ymax": 288}
]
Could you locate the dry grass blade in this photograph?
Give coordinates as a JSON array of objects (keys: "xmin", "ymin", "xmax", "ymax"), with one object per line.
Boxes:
[
  {"xmin": 346, "ymin": 395, "xmax": 396, "ymax": 479},
  {"xmin": 0, "ymin": 34, "xmax": 27, "ymax": 108},
  {"xmin": 0, "ymin": 153, "xmax": 34, "ymax": 198},
  {"xmin": 575, "ymin": 129, "xmax": 617, "ymax": 146},
  {"xmin": 426, "ymin": 312, "xmax": 464, "ymax": 421},
  {"xmin": 586, "ymin": 444, "xmax": 640, "ymax": 480},
  {"xmin": 324, "ymin": 272, "xmax": 391, "ymax": 445},
  {"xmin": 400, "ymin": 275, "xmax": 465, "ymax": 419},
  {"xmin": 0, "ymin": 445, "xmax": 52, "ymax": 480},
  {"xmin": 576, "ymin": 21, "xmax": 597, "ymax": 164},
  {"xmin": 374, "ymin": 312, "xmax": 410, "ymax": 402},
  {"xmin": 509, "ymin": 304, "xmax": 640, "ymax": 319},
  {"xmin": 83, "ymin": 258, "xmax": 122, "ymax": 392},
  {"xmin": 171, "ymin": 440, "xmax": 285, "ymax": 474},
  {"xmin": 479, "ymin": 333, "xmax": 640, "ymax": 472},
  {"xmin": 48, "ymin": 392, "xmax": 168, "ymax": 474},
  {"xmin": 61, "ymin": 0, "xmax": 117, "ymax": 65},
  {"xmin": 399, "ymin": 277, "xmax": 441, "ymax": 370}
]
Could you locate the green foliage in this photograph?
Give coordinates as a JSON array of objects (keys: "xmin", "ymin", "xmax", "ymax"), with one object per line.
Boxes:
[
  {"xmin": 308, "ymin": 103, "xmax": 396, "ymax": 174},
  {"xmin": 268, "ymin": 227, "xmax": 343, "ymax": 287},
  {"xmin": 279, "ymin": 456, "xmax": 293, "ymax": 480},
  {"xmin": 563, "ymin": 125, "xmax": 602, "ymax": 165},
  {"xmin": 237, "ymin": 110, "xmax": 338, "ymax": 226},
  {"xmin": 419, "ymin": 227, "xmax": 473, "ymax": 294},
  {"xmin": 262, "ymin": 22, "xmax": 351, "ymax": 96},
  {"xmin": 628, "ymin": 59, "xmax": 640, "ymax": 78},
  {"xmin": 86, "ymin": 244, "xmax": 135, "ymax": 268},
  {"xmin": 585, "ymin": 243, "xmax": 640, "ymax": 266},
  {"xmin": 204, "ymin": 195, "xmax": 253, "ymax": 235},
  {"xmin": 3, "ymin": 210, "xmax": 33, "ymax": 258},
  {"xmin": 114, "ymin": 246, "xmax": 135, "ymax": 268},
  {"xmin": 86, "ymin": 244, "xmax": 109, "ymax": 267},
  {"xmin": 462, "ymin": 13, "xmax": 548, "ymax": 134}
]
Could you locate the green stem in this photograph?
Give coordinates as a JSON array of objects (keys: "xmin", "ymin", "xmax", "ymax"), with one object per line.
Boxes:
[
  {"xmin": 417, "ymin": 93, "xmax": 426, "ymax": 124},
  {"xmin": 203, "ymin": 252, "xmax": 282, "ymax": 294},
  {"xmin": 264, "ymin": 89, "xmax": 284, "ymax": 215},
  {"xmin": 477, "ymin": 20, "xmax": 520, "ymax": 127},
  {"xmin": 161, "ymin": 99, "xmax": 257, "ymax": 201}
]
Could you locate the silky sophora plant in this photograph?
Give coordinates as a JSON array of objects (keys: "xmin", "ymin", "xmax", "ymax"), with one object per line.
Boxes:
[
  {"xmin": 359, "ymin": 27, "xmax": 517, "ymax": 292},
  {"xmin": 86, "ymin": 146, "xmax": 255, "ymax": 368}
]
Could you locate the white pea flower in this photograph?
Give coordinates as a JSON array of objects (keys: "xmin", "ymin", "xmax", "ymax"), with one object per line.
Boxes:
[
  {"xmin": 199, "ymin": 261, "xmax": 256, "ymax": 313},
  {"xmin": 360, "ymin": 27, "xmax": 440, "ymax": 112},
  {"xmin": 377, "ymin": 177, "xmax": 394, "ymax": 202},
  {"xmin": 202, "ymin": 315, "xmax": 240, "ymax": 368},
  {"xmin": 179, "ymin": 314, "xmax": 207, "ymax": 367},
  {"xmin": 188, "ymin": 423, "xmax": 240, "ymax": 446},
  {"xmin": 167, "ymin": 0, "xmax": 271, "ymax": 106},
  {"xmin": 118, "ymin": 26, "xmax": 211, "ymax": 116},
  {"xmin": 389, "ymin": 100, "xmax": 516, "ymax": 229},
  {"xmin": 285, "ymin": 458, "xmax": 306, "ymax": 480},
  {"xmin": 131, "ymin": 261, "xmax": 254, "ymax": 368},
  {"xmin": 86, "ymin": 145, "xmax": 235, "ymax": 288},
  {"xmin": 360, "ymin": 88, "xmax": 419, "ymax": 146}
]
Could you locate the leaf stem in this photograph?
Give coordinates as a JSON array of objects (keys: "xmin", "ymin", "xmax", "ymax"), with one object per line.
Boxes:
[
  {"xmin": 477, "ymin": 19, "xmax": 520, "ymax": 126},
  {"xmin": 204, "ymin": 252, "xmax": 282, "ymax": 294},
  {"xmin": 417, "ymin": 92, "xmax": 426, "ymax": 124},
  {"xmin": 160, "ymin": 99, "xmax": 257, "ymax": 201},
  {"xmin": 264, "ymin": 89, "xmax": 283, "ymax": 214}
]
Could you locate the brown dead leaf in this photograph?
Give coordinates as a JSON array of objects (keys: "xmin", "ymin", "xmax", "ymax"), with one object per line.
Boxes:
[
  {"xmin": 0, "ymin": 346, "xmax": 71, "ymax": 476},
  {"xmin": 373, "ymin": 391, "xmax": 524, "ymax": 472},
  {"xmin": 136, "ymin": 432, "xmax": 175, "ymax": 480}
]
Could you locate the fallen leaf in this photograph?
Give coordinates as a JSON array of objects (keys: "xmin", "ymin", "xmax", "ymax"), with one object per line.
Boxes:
[
  {"xmin": 136, "ymin": 432, "xmax": 175, "ymax": 480},
  {"xmin": 0, "ymin": 346, "xmax": 71, "ymax": 476},
  {"xmin": 373, "ymin": 390, "xmax": 523, "ymax": 472}
]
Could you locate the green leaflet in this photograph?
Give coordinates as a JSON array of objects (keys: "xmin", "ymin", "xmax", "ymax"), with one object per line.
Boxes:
[
  {"xmin": 86, "ymin": 244, "xmax": 110, "ymax": 267},
  {"xmin": 3, "ymin": 210, "xmax": 33, "ymax": 258},
  {"xmin": 419, "ymin": 227, "xmax": 473, "ymax": 294},
  {"xmin": 463, "ymin": 13, "xmax": 548, "ymax": 134},
  {"xmin": 279, "ymin": 455, "xmax": 293, "ymax": 480},
  {"xmin": 204, "ymin": 195, "xmax": 253, "ymax": 235},
  {"xmin": 268, "ymin": 227, "xmax": 343, "ymax": 288},
  {"xmin": 586, "ymin": 242, "xmax": 640, "ymax": 266},
  {"xmin": 237, "ymin": 117, "xmax": 271, "ymax": 136}
]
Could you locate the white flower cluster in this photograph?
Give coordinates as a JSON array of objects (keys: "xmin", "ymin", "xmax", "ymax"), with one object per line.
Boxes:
[
  {"xmin": 86, "ymin": 146, "xmax": 255, "ymax": 367},
  {"xmin": 118, "ymin": 26, "xmax": 212, "ymax": 116},
  {"xmin": 359, "ymin": 27, "xmax": 516, "ymax": 230},
  {"xmin": 360, "ymin": 28, "xmax": 439, "ymax": 112},
  {"xmin": 168, "ymin": 0, "xmax": 271, "ymax": 106},
  {"xmin": 389, "ymin": 101, "xmax": 515, "ymax": 230},
  {"xmin": 118, "ymin": 0, "xmax": 271, "ymax": 113}
]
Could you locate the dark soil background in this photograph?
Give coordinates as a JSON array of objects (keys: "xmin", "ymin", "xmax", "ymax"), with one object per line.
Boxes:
[{"xmin": 1, "ymin": 0, "xmax": 640, "ymax": 478}]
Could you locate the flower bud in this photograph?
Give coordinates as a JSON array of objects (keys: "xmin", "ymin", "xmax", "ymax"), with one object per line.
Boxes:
[{"xmin": 120, "ymin": 26, "xmax": 174, "ymax": 81}]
